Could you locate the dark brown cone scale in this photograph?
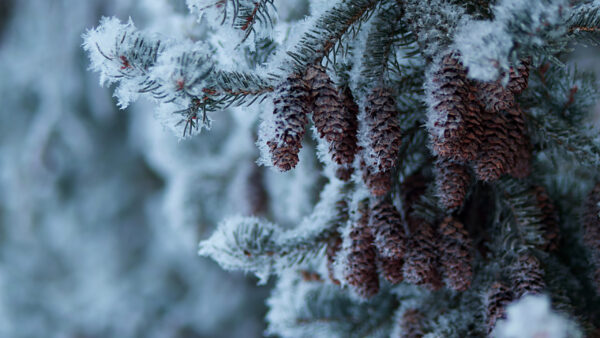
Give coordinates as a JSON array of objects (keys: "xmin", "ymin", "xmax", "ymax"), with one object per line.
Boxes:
[
  {"xmin": 267, "ymin": 73, "xmax": 310, "ymax": 171},
  {"xmin": 345, "ymin": 202, "xmax": 380, "ymax": 298},
  {"xmin": 437, "ymin": 216, "xmax": 473, "ymax": 291},
  {"xmin": 505, "ymin": 105, "xmax": 531, "ymax": 179},
  {"xmin": 486, "ymin": 282, "xmax": 513, "ymax": 336},
  {"xmin": 304, "ymin": 64, "xmax": 358, "ymax": 170},
  {"xmin": 379, "ymin": 256, "xmax": 404, "ymax": 284},
  {"xmin": 583, "ymin": 183, "xmax": 600, "ymax": 294},
  {"xmin": 435, "ymin": 157, "xmax": 471, "ymax": 211},
  {"xmin": 428, "ymin": 52, "xmax": 482, "ymax": 162},
  {"xmin": 400, "ymin": 309, "xmax": 425, "ymax": 338},
  {"xmin": 403, "ymin": 217, "xmax": 442, "ymax": 290},
  {"xmin": 362, "ymin": 160, "xmax": 392, "ymax": 196},
  {"xmin": 370, "ymin": 199, "xmax": 407, "ymax": 259},
  {"xmin": 475, "ymin": 80, "xmax": 515, "ymax": 114},
  {"xmin": 474, "ymin": 108, "xmax": 511, "ymax": 182},
  {"xmin": 510, "ymin": 254, "xmax": 546, "ymax": 299},
  {"xmin": 532, "ymin": 186, "xmax": 560, "ymax": 252},
  {"xmin": 364, "ymin": 87, "xmax": 403, "ymax": 172},
  {"xmin": 507, "ymin": 58, "xmax": 531, "ymax": 95}
]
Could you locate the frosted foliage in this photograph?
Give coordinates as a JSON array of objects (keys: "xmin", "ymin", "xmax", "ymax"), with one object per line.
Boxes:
[
  {"xmin": 493, "ymin": 295, "xmax": 582, "ymax": 338},
  {"xmin": 455, "ymin": 0, "xmax": 567, "ymax": 81},
  {"xmin": 454, "ymin": 21, "xmax": 512, "ymax": 82},
  {"xmin": 0, "ymin": 0, "xmax": 268, "ymax": 337},
  {"xmin": 82, "ymin": 17, "xmax": 163, "ymax": 109}
]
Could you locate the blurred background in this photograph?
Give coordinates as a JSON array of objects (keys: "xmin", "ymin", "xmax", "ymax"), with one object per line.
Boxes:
[{"xmin": 0, "ymin": 0, "xmax": 290, "ymax": 337}]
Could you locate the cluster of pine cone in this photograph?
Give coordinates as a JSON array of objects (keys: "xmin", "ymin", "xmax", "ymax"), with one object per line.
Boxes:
[
  {"xmin": 266, "ymin": 64, "xmax": 402, "ymax": 195},
  {"xmin": 429, "ymin": 52, "xmax": 531, "ymax": 211},
  {"xmin": 264, "ymin": 55, "xmax": 600, "ymax": 337},
  {"xmin": 325, "ymin": 175, "xmax": 474, "ymax": 299}
]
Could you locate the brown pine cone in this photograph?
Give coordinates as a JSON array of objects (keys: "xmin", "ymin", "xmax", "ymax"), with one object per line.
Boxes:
[
  {"xmin": 305, "ymin": 65, "xmax": 358, "ymax": 168},
  {"xmin": 505, "ymin": 105, "xmax": 531, "ymax": 179},
  {"xmin": 475, "ymin": 80, "xmax": 515, "ymax": 113},
  {"xmin": 437, "ymin": 216, "xmax": 473, "ymax": 291},
  {"xmin": 362, "ymin": 161, "xmax": 392, "ymax": 196},
  {"xmin": 370, "ymin": 199, "xmax": 407, "ymax": 259},
  {"xmin": 532, "ymin": 186, "xmax": 560, "ymax": 252},
  {"xmin": 583, "ymin": 183, "xmax": 600, "ymax": 294},
  {"xmin": 428, "ymin": 52, "xmax": 482, "ymax": 162},
  {"xmin": 399, "ymin": 308, "xmax": 425, "ymax": 338},
  {"xmin": 379, "ymin": 256, "xmax": 404, "ymax": 284},
  {"xmin": 510, "ymin": 254, "xmax": 546, "ymax": 299},
  {"xmin": 507, "ymin": 58, "xmax": 531, "ymax": 95},
  {"xmin": 363, "ymin": 87, "xmax": 403, "ymax": 172},
  {"xmin": 435, "ymin": 157, "xmax": 471, "ymax": 211},
  {"xmin": 486, "ymin": 282, "xmax": 513, "ymax": 336},
  {"xmin": 474, "ymin": 109, "xmax": 513, "ymax": 182},
  {"xmin": 403, "ymin": 217, "xmax": 442, "ymax": 290},
  {"xmin": 345, "ymin": 201, "xmax": 380, "ymax": 298},
  {"xmin": 267, "ymin": 73, "xmax": 310, "ymax": 171}
]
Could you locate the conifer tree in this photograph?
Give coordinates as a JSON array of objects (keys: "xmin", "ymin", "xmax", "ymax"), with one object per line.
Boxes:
[{"xmin": 84, "ymin": 0, "xmax": 600, "ymax": 336}]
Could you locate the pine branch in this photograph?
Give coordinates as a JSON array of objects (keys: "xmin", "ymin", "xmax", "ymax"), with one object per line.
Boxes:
[
  {"xmin": 566, "ymin": 1, "xmax": 600, "ymax": 46},
  {"xmin": 266, "ymin": 274, "xmax": 398, "ymax": 338},
  {"xmin": 493, "ymin": 178, "xmax": 549, "ymax": 254},
  {"xmin": 528, "ymin": 112, "xmax": 600, "ymax": 168},
  {"xmin": 198, "ymin": 182, "xmax": 352, "ymax": 280},
  {"xmin": 520, "ymin": 63, "xmax": 599, "ymax": 125},
  {"xmin": 189, "ymin": 0, "xmax": 276, "ymax": 42},
  {"xmin": 286, "ymin": 0, "xmax": 381, "ymax": 70},
  {"xmin": 359, "ymin": 3, "xmax": 409, "ymax": 88}
]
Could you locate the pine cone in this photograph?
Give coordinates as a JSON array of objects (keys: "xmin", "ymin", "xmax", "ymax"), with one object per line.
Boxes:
[
  {"xmin": 364, "ymin": 87, "xmax": 402, "ymax": 172},
  {"xmin": 583, "ymin": 183, "xmax": 600, "ymax": 294},
  {"xmin": 533, "ymin": 186, "xmax": 560, "ymax": 252},
  {"xmin": 345, "ymin": 202, "xmax": 380, "ymax": 298},
  {"xmin": 474, "ymin": 108, "xmax": 513, "ymax": 182},
  {"xmin": 326, "ymin": 233, "xmax": 343, "ymax": 285},
  {"xmin": 486, "ymin": 282, "xmax": 513, "ymax": 336},
  {"xmin": 428, "ymin": 52, "xmax": 482, "ymax": 162},
  {"xmin": 305, "ymin": 64, "xmax": 358, "ymax": 168},
  {"xmin": 435, "ymin": 157, "xmax": 471, "ymax": 211},
  {"xmin": 475, "ymin": 80, "xmax": 515, "ymax": 114},
  {"xmin": 403, "ymin": 217, "xmax": 442, "ymax": 290},
  {"xmin": 399, "ymin": 308, "xmax": 425, "ymax": 338},
  {"xmin": 379, "ymin": 256, "xmax": 404, "ymax": 284},
  {"xmin": 437, "ymin": 216, "xmax": 473, "ymax": 291},
  {"xmin": 507, "ymin": 58, "xmax": 531, "ymax": 95},
  {"xmin": 362, "ymin": 161, "xmax": 392, "ymax": 196},
  {"xmin": 510, "ymin": 254, "xmax": 546, "ymax": 299},
  {"xmin": 267, "ymin": 73, "xmax": 310, "ymax": 171},
  {"xmin": 370, "ymin": 199, "xmax": 407, "ymax": 259}
]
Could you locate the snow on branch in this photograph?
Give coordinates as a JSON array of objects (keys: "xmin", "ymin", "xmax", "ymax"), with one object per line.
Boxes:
[
  {"xmin": 266, "ymin": 273, "xmax": 398, "ymax": 338},
  {"xmin": 286, "ymin": 0, "xmax": 380, "ymax": 71},
  {"xmin": 187, "ymin": 0, "xmax": 276, "ymax": 42},
  {"xmin": 566, "ymin": 0, "xmax": 600, "ymax": 46},
  {"xmin": 454, "ymin": 0, "xmax": 568, "ymax": 81},
  {"xmin": 83, "ymin": 17, "xmax": 275, "ymax": 137},
  {"xmin": 198, "ymin": 181, "xmax": 351, "ymax": 282}
]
